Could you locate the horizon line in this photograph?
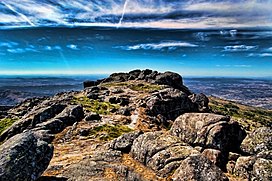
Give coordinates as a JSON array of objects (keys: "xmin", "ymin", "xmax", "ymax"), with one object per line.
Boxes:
[
  {"xmin": 1, "ymin": 24, "xmax": 272, "ymax": 31},
  {"xmin": 0, "ymin": 73, "xmax": 271, "ymax": 79}
]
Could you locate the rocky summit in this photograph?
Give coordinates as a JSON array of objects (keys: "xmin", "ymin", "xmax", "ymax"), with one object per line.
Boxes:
[{"xmin": 0, "ymin": 69, "xmax": 271, "ymax": 181}]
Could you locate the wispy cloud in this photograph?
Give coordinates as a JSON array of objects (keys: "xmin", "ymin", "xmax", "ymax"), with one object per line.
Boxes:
[
  {"xmin": 224, "ymin": 45, "xmax": 258, "ymax": 52},
  {"xmin": 248, "ymin": 53, "xmax": 272, "ymax": 57},
  {"xmin": 216, "ymin": 64, "xmax": 252, "ymax": 68},
  {"xmin": 115, "ymin": 41, "xmax": 198, "ymax": 50},
  {"xmin": 0, "ymin": 0, "xmax": 272, "ymax": 29},
  {"xmin": 2, "ymin": 2, "xmax": 35, "ymax": 26}
]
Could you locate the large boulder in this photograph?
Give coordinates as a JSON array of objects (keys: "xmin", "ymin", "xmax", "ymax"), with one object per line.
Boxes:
[
  {"xmin": 172, "ymin": 154, "xmax": 229, "ymax": 181},
  {"xmin": 0, "ymin": 104, "xmax": 67, "ymax": 142},
  {"xmin": 145, "ymin": 88, "xmax": 197, "ymax": 120},
  {"xmin": 241, "ymin": 127, "xmax": 272, "ymax": 155},
  {"xmin": 153, "ymin": 71, "xmax": 191, "ymax": 95},
  {"xmin": 83, "ymin": 80, "xmax": 100, "ymax": 88},
  {"xmin": 252, "ymin": 158, "xmax": 272, "ymax": 180},
  {"xmin": 170, "ymin": 113, "xmax": 246, "ymax": 152},
  {"xmin": 34, "ymin": 105, "xmax": 84, "ymax": 134},
  {"xmin": 0, "ymin": 131, "xmax": 53, "ymax": 181},
  {"xmin": 60, "ymin": 149, "xmax": 151, "ymax": 181},
  {"xmin": 189, "ymin": 93, "xmax": 209, "ymax": 112},
  {"xmin": 234, "ymin": 155, "xmax": 272, "ymax": 180},
  {"xmin": 110, "ymin": 131, "xmax": 143, "ymax": 153},
  {"xmin": 130, "ymin": 131, "xmax": 199, "ymax": 177},
  {"xmin": 99, "ymin": 69, "xmax": 192, "ymax": 95}
]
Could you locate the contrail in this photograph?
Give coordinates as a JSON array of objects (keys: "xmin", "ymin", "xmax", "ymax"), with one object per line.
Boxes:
[
  {"xmin": 2, "ymin": 2, "xmax": 35, "ymax": 26},
  {"xmin": 117, "ymin": 0, "xmax": 130, "ymax": 28}
]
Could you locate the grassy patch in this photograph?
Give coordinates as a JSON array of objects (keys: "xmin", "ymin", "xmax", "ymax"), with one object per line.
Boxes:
[
  {"xmin": 209, "ymin": 97, "xmax": 272, "ymax": 131},
  {"xmin": 0, "ymin": 118, "xmax": 18, "ymax": 135},
  {"xmin": 89, "ymin": 124, "xmax": 132, "ymax": 141},
  {"xmin": 73, "ymin": 96, "xmax": 119, "ymax": 115}
]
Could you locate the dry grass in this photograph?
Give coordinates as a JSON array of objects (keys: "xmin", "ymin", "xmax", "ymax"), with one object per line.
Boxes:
[
  {"xmin": 122, "ymin": 154, "xmax": 169, "ymax": 181},
  {"xmin": 209, "ymin": 96, "xmax": 272, "ymax": 131}
]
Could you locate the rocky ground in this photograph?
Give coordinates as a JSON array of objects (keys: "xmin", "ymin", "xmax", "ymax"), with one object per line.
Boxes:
[{"xmin": 0, "ymin": 69, "xmax": 271, "ymax": 181}]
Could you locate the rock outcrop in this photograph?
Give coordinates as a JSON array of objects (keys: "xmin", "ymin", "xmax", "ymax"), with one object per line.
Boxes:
[
  {"xmin": 170, "ymin": 113, "xmax": 246, "ymax": 152},
  {"xmin": 145, "ymin": 88, "xmax": 198, "ymax": 120},
  {"xmin": 130, "ymin": 131, "xmax": 199, "ymax": 177},
  {"xmin": 172, "ymin": 154, "xmax": 229, "ymax": 181},
  {"xmin": 241, "ymin": 127, "xmax": 272, "ymax": 155},
  {"xmin": 95, "ymin": 69, "xmax": 192, "ymax": 95},
  {"xmin": 0, "ymin": 131, "xmax": 53, "ymax": 181},
  {"xmin": 0, "ymin": 105, "xmax": 84, "ymax": 142},
  {"xmin": 0, "ymin": 69, "xmax": 270, "ymax": 181}
]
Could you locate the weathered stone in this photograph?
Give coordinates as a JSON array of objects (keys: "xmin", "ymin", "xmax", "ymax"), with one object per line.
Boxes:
[
  {"xmin": 109, "ymin": 97, "xmax": 129, "ymax": 106},
  {"xmin": 61, "ymin": 149, "xmax": 149, "ymax": 181},
  {"xmin": 228, "ymin": 152, "xmax": 240, "ymax": 161},
  {"xmin": 78, "ymin": 128, "xmax": 90, "ymax": 136},
  {"xmin": 111, "ymin": 88, "xmax": 124, "ymax": 94},
  {"xmin": 234, "ymin": 155, "xmax": 272, "ymax": 180},
  {"xmin": 110, "ymin": 131, "xmax": 143, "ymax": 152},
  {"xmin": 83, "ymin": 80, "xmax": 99, "ymax": 88},
  {"xmin": 86, "ymin": 92, "xmax": 99, "ymax": 100},
  {"xmin": 226, "ymin": 161, "xmax": 236, "ymax": 174},
  {"xmin": 0, "ymin": 104, "xmax": 67, "ymax": 142},
  {"xmin": 0, "ymin": 131, "xmax": 53, "ymax": 181},
  {"xmin": 34, "ymin": 105, "xmax": 84, "ymax": 134},
  {"xmin": 153, "ymin": 71, "xmax": 192, "ymax": 95},
  {"xmin": 241, "ymin": 127, "xmax": 272, "ymax": 155},
  {"xmin": 257, "ymin": 150, "xmax": 272, "ymax": 160},
  {"xmin": 252, "ymin": 158, "xmax": 272, "ymax": 180},
  {"xmin": 234, "ymin": 156, "xmax": 256, "ymax": 179},
  {"xmin": 85, "ymin": 113, "xmax": 101, "ymax": 121},
  {"xmin": 130, "ymin": 131, "xmax": 199, "ymax": 177},
  {"xmin": 170, "ymin": 113, "xmax": 246, "ymax": 152},
  {"xmin": 118, "ymin": 107, "xmax": 132, "ymax": 116},
  {"xmin": 189, "ymin": 93, "xmax": 209, "ymax": 112},
  {"xmin": 99, "ymin": 69, "xmax": 192, "ymax": 95},
  {"xmin": 146, "ymin": 88, "xmax": 197, "ymax": 120},
  {"xmin": 202, "ymin": 149, "xmax": 227, "ymax": 169},
  {"xmin": 172, "ymin": 154, "xmax": 228, "ymax": 181}
]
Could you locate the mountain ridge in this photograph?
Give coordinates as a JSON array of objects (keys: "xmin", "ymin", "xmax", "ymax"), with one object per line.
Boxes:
[{"xmin": 0, "ymin": 69, "xmax": 271, "ymax": 181}]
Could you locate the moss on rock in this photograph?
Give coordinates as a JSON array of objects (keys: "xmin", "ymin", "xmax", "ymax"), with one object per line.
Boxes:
[
  {"xmin": 0, "ymin": 118, "xmax": 18, "ymax": 135},
  {"xmin": 73, "ymin": 96, "xmax": 120, "ymax": 115}
]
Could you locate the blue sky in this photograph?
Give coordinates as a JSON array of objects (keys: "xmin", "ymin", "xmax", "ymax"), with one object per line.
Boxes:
[{"xmin": 0, "ymin": 1, "xmax": 272, "ymax": 77}]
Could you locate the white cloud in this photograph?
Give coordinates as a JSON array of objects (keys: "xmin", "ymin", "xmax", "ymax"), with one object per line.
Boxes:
[
  {"xmin": 115, "ymin": 41, "xmax": 198, "ymax": 50},
  {"xmin": 260, "ymin": 53, "xmax": 272, "ymax": 57},
  {"xmin": 44, "ymin": 45, "xmax": 62, "ymax": 51},
  {"xmin": 7, "ymin": 47, "xmax": 37, "ymax": 53},
  {"xmin": 67, "ymin": 44, "xmax": 79, "ymax": 50},
  {"xmin": 267, "ymin": 47, "xmax": 272, "ymax": 52},
  {"xmin": 224, "ymin": 45, "xmax": 258, "ymax": 52},
  {"xmin": 2, "ymin": 2, "xmax": 35, "ymax": 26},
  {"xmin": 234, "ymin": 65, "xmax": 252, "ymax": 68}
]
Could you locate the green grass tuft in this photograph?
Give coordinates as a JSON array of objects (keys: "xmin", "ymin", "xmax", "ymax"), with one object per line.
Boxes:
[
  {"xmin": 73, "ymin": 96, "xmax": 120, "ymax": 115},
  {"xmin": 89, "ymin": 124, "xmax": 132, "ymax": 141},
  {"xmin": 0, "ymin": 118, "xmax": 18, "ymax": 135}
]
